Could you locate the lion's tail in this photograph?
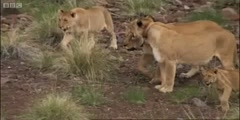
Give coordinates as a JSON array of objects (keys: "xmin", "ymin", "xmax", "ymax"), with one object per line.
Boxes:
[
  {"xmin": 102, "ymin": 8, "xmax": 114, "ymax": 32},
  {"xmin": 233, "ymin": 45, "xmax": 239, "ymax": 68}
]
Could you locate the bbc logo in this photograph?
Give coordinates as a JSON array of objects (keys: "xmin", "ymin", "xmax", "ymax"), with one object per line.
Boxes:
[{"xmin": 2, "ymin": 2, "xmax": 22, "ymax": 8}]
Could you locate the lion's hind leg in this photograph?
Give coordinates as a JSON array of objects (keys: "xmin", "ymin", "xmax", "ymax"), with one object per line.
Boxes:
[{"xmin": 180, "ymin": 65, "xmax": 199, "ymax": 78}]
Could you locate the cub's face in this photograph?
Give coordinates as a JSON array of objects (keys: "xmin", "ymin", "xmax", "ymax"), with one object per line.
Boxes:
[
  {"xmin": 201, "ymin": 69, "xmax": 218, "ymax": 87},
  {"xmin": 58, "ymin": 9, "xmax": 75, "ymax": 33},
  {"xmin": 123, "ymin": 16, "xmax": 155, "ymax": 50},
  {"xmin": 123, "ymin": 25, "xmax": 144, "ymax": 50}
]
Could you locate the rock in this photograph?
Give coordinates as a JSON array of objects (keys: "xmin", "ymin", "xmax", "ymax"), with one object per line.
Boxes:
[
  {"xmin": 183, "ymin": 5, "xmax": 190, "ymax": 10},
  {"xmin": 191, "ymin": 97, "xmax": 208, "ymax": 107},
  {"xmin": 194, "ymin": 4, "xmax": 214, "ymax": 13},
  {"xmin": 175, "ymin": 0, "xmax": 182, "ymax": 5},
  {"xmin": 222, "ymin": 7, "xmax": 240, "ymax": 20}
]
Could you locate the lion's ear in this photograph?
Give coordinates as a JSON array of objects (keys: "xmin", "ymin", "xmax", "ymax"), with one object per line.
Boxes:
[
  {"xmin": 71, "ymin": 12, "xmax": 75, "ymax": 18},
  {"xmin": 58, "ymin": 9, "xmax": 64, "ymax": 14},
  {"xmin": 137, "ymin": 20, "xmax": 143, "ymax": 27},
  {"xmin": 145, "ymin": 15, "xmax": 155, "ymax": 22}
]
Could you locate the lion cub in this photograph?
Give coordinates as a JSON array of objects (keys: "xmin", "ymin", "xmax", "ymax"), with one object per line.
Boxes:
[
  {"xmin": 201, "ymin": 68, "xmax": 239, "ymax": 112},
  {"xmin": 58, "ymin": 6, "xmax": 118, "ymax": 50}
]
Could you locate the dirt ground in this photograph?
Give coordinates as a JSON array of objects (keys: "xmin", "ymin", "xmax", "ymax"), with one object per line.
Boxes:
[{"xmin": 1, "ymin": 49, "xmax": 226, "ymax": 119}]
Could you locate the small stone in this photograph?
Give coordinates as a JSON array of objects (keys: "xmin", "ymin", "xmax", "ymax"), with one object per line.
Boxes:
[
  {"xmin": 20, "ymin": 62, "xmax": 25, "ymax": 65},
  {"xmin": 175, "ymin": 0, "xmax": 182, "ymax": 5},
  {"xmin": 194, "ymin": 5, "xmax": 214, "ymax": 13},
  {"xmin": 183, "ymin": 5, "xmax": 190, "ymax": 10},
  {"xmin": 222, "ymin": 7, "xmax": 239, "ymax": 20},
  {"xmin": 7, "ymin": 66, "xmax": 11, "ymax": 69},
  {"xmin": 191, "ymin": 97, "xmax": 207, "ymax": 107}
]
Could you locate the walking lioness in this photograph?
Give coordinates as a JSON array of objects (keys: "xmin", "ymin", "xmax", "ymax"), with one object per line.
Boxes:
[
  {"xmin": 201, "ymin": 68, "xmax": 239, "ymax": 112},
  {"xmin": 58, "ymin": 6, "xmax": 118, "ymax": 50},
  {"xmin": 124, "ymin": 16, "xmax": 230, "ymax": 83},
  {"xmin": 128, "ymin": 18, "xmax": 238, "ymax": 93}
]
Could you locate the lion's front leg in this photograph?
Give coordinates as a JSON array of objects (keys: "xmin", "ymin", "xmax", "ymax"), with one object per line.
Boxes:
[
  {"xmin": 154, "ymin": 61, "xmax": 166, "ymax": 91},
  {"xmin": 180, "ymin": 65, "xmax": 199, "ymax": 78},
  {"xmin": 110, "ymin": 32, "xmax": 118, "ymax": 49},
  {"xmin": 60, "ymin": 33, "xmax": 74, "ymax": 51},
  {"xmin": 219, "ymin": 86, "xmax": 232, "ymax": 112},
  {"xmin": 137, "ymin": 54, "xmax": 156, "ymax": 81},
  {"xmin": 149, "ymin": 66, "xmax": 161, "ymax": 84},
  {"xmin": 155, "ymin": 61, "xmax": 176, "ymax": 93}
]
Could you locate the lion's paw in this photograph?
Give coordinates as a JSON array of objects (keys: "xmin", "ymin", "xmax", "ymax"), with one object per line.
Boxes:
[
  {"xmin": 159, "ymin": 86, "xmax": 173, "ymax": 93},
  {"xmin": 109, "ymin": 44, "xmax": 118, "ymax": 50},
  {"xmin": 154, "ymin": 85, "xmax": 162, "ymax": 89},
  {"xmin": 149, "ymin": 78, "xmax": 160, "ymax": 84},
  {"xmin": 179, "ymin": 73, "xmax": 191, "ymax": 78}
]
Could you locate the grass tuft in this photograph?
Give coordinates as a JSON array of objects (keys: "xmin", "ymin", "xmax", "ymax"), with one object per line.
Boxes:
[
  {"xmin": 169, "ymin": 86, "xmax": 201, "ymax": 104},
  {"xmin": 124, "ymin": 86, "xmax": 146, "ymax": 104},
  {"xmin": 56, "ymin": 36, "xmax": 114, "ymax": 81},
  {"xmin": 226, "ymin": 107, "xmax": 239, "ymax": 119},
  {"xmin": 123, "ymin": 0, "xmax": 164, "ymax": 16},
  {"xmin": 1, "ymin": 29, "xmax": 41, "ymax": 60},
  {"xmin": 22, "ymin": 93, "xmax": 89, "ymax": 120},
  {"xmin": 72, "ymin": 85, "xmax": 105, "ymax": 106}
]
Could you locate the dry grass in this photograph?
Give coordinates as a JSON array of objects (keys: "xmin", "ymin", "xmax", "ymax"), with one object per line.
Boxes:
[
  {"xmin": 123, "ymin": 0, "xmax": 165, "ymax": 16},
  {"xmin": 1, "ymin": 29, "xmax": 41, "ymax": 60},
  {"xmin": 22, "ymin": 93, "xmax": 89, "ymax": 120}
]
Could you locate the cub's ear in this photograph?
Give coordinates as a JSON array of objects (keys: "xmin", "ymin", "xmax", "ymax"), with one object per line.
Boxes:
[
  {"xmin": 137, "ymin": 20, "xmax": 143, "ymax": 27},
  {"xmin": 71, "ymin": 12, "xmax": 75, "ymax": 18},
  {"xmin": 58, "ymin": 9, "xmax": 64, "ymax": 14}
]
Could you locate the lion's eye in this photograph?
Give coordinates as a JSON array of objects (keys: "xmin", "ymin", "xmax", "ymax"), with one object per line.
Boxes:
[{"xmin": 64, "ymin": 19, "xmax": 67, "ymax": 22}]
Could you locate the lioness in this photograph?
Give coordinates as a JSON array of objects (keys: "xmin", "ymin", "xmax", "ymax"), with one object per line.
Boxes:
[
  {"xmin": 129, "ymin": 18, "xmax": 238, "ymax": 93},
  {"xmin": 58, "ymin": 6, "xmax": 118, "ymax": 50},
  {"xmin": 201, "ymin": 68, "xmax": 239, "ymax": 112},
  {"xmin": 124, "ymin": 16, "xmax": 235, "ymax": 83}
]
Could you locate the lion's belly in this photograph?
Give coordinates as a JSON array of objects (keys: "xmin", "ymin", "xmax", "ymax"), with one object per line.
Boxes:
[
  {"xmin": 174, "ymin": 42, "xmax": 216, "ymax": 65},
  {"xmin": 177, "ymin": 53, "xmax": 214, "ymax": 65},
  {"xmin": 88, "ymin": 13, "xmax": 107, "ymax": 32}
]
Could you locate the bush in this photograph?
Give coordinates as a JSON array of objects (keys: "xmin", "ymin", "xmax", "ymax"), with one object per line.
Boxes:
[
  {"xmin": 22, "ymin": 93, "xmax": 89, "ymax": 120},
  {"xmin": 124, "ymin": 86, "xmax": 146, "ymax": 104},
  {"xmin": 1, "ymin": 29, "xmax": 41, "ymax": 60},
  {"xmin": 72, "ymin": 85, "xmax": 105, "ymax": 106},
  {"xmin": 56, "ymin": 36, "xmax": 113, "ymax": 80}
]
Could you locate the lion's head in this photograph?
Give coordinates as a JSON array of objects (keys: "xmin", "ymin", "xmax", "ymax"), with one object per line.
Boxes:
[
  {"xmin": 201, "ymin": 68, "xmax": 218, "ymax": 87},
  {"xmin": 57, "ymin": 9, "xmax": 76, "ymax": 33},
  {"xmin": 123, "ymin": 16, "xmax": 155, "ymax": 50}
]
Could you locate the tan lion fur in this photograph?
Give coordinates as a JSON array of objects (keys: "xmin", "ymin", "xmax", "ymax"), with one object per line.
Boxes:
[
  {"xmin": 58, "ymin": 6, "xmax": 118, "ymax": 50},
  {"xmin": 129, "ymin": 17, "xmax": 238, "ymax": 93},
  {"xmin": 124, "ymin": 16, "xmax": 238, "ymax": 84},
  {"xmin": 201, "ymin": 68, "xmax": 239, "ymax": 112}
]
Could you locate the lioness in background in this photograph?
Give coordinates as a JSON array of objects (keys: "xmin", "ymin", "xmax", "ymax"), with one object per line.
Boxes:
[
  {"xmin": 124, "ymin": 16, "xmax": 238, "ymax": 84},
  {"xmin": 58, "ymin": 6, "xmax": 118, "ymax": 50},
  {"xmin": 201, "ymin": 68, "xmax": 239, "ymax": 112},
  {"xmin": 129, "ymin": 17, "xmax": 238, "ymax": 93}
]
